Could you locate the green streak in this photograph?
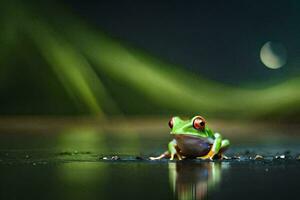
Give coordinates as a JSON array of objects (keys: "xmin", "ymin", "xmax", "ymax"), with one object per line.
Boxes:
[{"xmin": 27, "ymin": 21, "xmax": 117, "ymax": 116}]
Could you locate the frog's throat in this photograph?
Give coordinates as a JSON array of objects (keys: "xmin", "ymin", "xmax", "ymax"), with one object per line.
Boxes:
[
  {"xmin": 170, "ymin": 132, "xmax": 206, "ymax": 139},
  {"xmin": 173, "ymin": 134, "xmax": 214, "ymax": 144}
]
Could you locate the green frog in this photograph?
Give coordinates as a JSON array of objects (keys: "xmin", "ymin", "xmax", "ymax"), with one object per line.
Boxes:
[{"xmin": 150, "ymin": 116, "xmax": 230, "ymax": 160}]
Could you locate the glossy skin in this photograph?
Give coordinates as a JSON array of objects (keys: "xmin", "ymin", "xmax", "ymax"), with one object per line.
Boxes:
[{"xmin": 150, "ymin": 116, "xmax": 230, "ymax": 160}]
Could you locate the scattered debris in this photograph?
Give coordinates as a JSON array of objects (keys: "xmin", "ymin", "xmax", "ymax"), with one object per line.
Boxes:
[
  {"xmin": 111, "ymin": 156, "xmax": 120, "ymax": 160},
  {"xmin": 231, "ymin": 155, "xmax": 240, "ymax": 160},
  {"xmin": 254, "ymin": 155, "xmax": 264, "ymax": 160},
  {"xmin": 221, "ymin": 156, "xmax": 231, "ymax": 160},
  {"xmin": 100, "ymin": 156, "xmax": 120, "ymax": 160},
  {"xmin": 275, "ymin": 155, "xmax": 286, "ymax": 159}
]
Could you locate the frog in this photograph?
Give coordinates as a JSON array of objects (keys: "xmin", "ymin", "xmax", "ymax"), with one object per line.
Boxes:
[{"xmin": 150, "ymin": 115, "xmax": 230, "ymax": 160}]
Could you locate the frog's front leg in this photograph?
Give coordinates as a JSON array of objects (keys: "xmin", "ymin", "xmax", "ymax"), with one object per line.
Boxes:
[
  {"xmin": 198, "ymin": 133, "xmax": 222, "ymax": 160},
  {"xmin": 149, "ymin": 140, "xmax": 182, "ymax": 160},
  {"xmin": 168, "ymin": 139, "xmax": 182, "ymax": 160},
  {"xmin": 216, "ymin": 139, "xmax": 230, "ymax": 159},
  {"xmin": 220, "ymin": 139, "xmax": 230, "ymax": 153},
  {"xmin": 149, "ymin": 150, "xmax": 170, "ymax": 160}
]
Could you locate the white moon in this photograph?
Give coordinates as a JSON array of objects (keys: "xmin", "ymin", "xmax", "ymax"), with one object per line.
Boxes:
[{"xmin": 260, "ymin": 41, "xmax": 287, "ymax": 69}]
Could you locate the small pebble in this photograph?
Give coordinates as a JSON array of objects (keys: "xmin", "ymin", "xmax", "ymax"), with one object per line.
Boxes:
[
  {"xmin": 254, "ymin": 155, "xmax": 264, "ymax": 160},
  {"xmin": 102, "ymin": 157, "xmax": 108, "ymax": 160},
  {"xmin": 232, "ymin": 156, "xmax": 240, "ymax": 160},
  {"xmin": 222, "ymin": 156, "xmax": 230, "ymax": 160},
  {"xmin": 275, "ymin": 155, "xmax": 285, "ymax": 159},
  {"xmin": 111, "ymin": 156, "xmax": 120, "ymax": 160},
  {"xmin": 32, "ymin": 162, "xmax": 36, "ymax": 166},
  {"xmin": 25, "ymin": 155, "xmax": 30, "ymax": 159},
  {"xmin": 296, "ymin": 155, "xmax": 300, "ymax": 160},
  {"xmin": 265, "ymin": 168, "xmax": 269, "ymax": 172},
  {"xmin": 73, "ymin": 150, "xmax": 78, "ymax": 154}
]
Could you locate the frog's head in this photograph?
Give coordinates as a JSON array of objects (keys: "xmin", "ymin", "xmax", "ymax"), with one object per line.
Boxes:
[{"xmin": 168, "ymin": 116, "xmax": 208, "ymax": 138}]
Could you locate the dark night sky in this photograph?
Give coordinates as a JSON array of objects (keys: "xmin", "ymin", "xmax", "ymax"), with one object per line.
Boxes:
[{"xmin": 63, "ymin": 0, "xmax": 300, "ymax": 85}]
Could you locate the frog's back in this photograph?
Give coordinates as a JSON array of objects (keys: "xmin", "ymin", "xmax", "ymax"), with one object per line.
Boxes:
[{"xmin": 175, "ymin": 134, "xmax": 213, "ymax": 157}]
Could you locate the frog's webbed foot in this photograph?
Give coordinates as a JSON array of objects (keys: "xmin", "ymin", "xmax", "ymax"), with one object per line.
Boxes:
[
  {"xmin": 150, "ymin": 140, "xmax": 185, "ymax": 161},
  {"xmin": 197, "ymin": 153, "xmax": 214, "ymax": 161},
  {"xmin": 170, "ymin": 152, "xmax": 183, "ymax": 161},
  {"xmin": 197, "ymin": 153, "xmax": 228, "ymax": 160},
  {"xmin": 149, "ymin": 154, "xmax": 166, "ymax": 160},
  {"xmin": 149, "ymin": 151, "xmax": 169, "ymax": 160},
  {"xmin": 197, "ymin": 133, "xmax": 223, "ymax": 161},
  {"xmin": 198, "ymin": 137, "xmax": 230, "ymax": 161},
  {"xmin": 217, "ymin": 139, "xmax": 230, "ymax": 160}
]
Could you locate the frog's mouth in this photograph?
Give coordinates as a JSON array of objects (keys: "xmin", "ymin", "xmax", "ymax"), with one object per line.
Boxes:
[{"xmin": 174, "ymin": 134, "xmax": 213, "ymax": 144}]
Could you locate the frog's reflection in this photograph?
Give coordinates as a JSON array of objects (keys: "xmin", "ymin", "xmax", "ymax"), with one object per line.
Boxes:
[{"xmin": 169, "ymin": 162, "xmax": 229, "ymax": 200}]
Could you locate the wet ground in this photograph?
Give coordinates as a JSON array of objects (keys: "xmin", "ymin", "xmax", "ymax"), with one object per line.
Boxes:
[{"xmin": 0, "ymin": 117, "xmax": 299, "ymax": 200}]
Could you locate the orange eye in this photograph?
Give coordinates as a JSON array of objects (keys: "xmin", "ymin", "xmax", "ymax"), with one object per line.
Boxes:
[
  {"xmin": 193, "ymin": 116, "xmax": 206, "ymax": 130},
  {"xmin": 168, "ymin": 117, "xmax": 174, "ymax": 128}
]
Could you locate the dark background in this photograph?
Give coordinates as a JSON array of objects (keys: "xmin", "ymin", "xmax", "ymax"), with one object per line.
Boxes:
[
  {"xmin": 0, "ymin": 0, "xmax": 299, "ymax": 117},
  {"xmin": 65, "ymin": 0, "xmax": 300, "ymax": 84}
]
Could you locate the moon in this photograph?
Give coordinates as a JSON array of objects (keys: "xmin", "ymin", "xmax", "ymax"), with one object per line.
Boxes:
[{"xmin": 260, "ymin": 41, "xmax": 287, "ymax": 69}]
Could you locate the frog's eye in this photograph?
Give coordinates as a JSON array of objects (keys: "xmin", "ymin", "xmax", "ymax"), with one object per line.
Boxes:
[
  {"xmin": 193, "ymin": 116, "xmax": 206, "ymax": 130},
  {"xmin": 168, "ymin": 117, "xmax": 174, "ymax": 129}
]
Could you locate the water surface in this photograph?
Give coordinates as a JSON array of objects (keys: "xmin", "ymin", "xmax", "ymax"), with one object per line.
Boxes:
[{"xmin": 0, "ymin": 118, "xmax": 299, "ymax": 200}]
